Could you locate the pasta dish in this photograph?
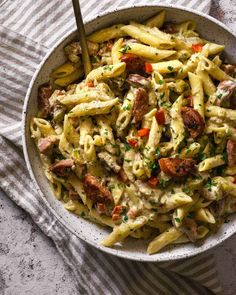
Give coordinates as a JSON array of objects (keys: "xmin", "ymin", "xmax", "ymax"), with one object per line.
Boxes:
[{"xmin": 30, "ymin": 10, "xmax": 236, "ymax": 254}]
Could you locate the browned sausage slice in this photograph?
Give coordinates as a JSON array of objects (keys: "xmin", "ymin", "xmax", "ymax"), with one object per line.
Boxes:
[
  {"xmin": 83, "ymin": 174, "xmax": 112, "ymax": 203},
  {"xmin": 221, "ymin": 64, "xmax": 236, "ymax": 76},
  {"xmin": 117, "ymin": 168, "xmax": 129, "ymax": 184},
  {"xmin": 50, "ymin": 159, "xmax": 74, "ymax": 177},
  {"xmin": 132, "ymin": 88, "xmax": 149, "ymax": 123},
  {"xmin": 181, "ymin": 106, "xmax": 205, "ymax": 138},
  {"xmin": 227, "ymin": 139, "xmax": 236, "ymax": 167},
  {"xmin": 162, "ymin": 22, "xmax": 178, "ymax": 34},
  {"xmin": 126, "ymin": 74, "xmax": 151, "ymax": 89},
  {"xmin": 38, "ymin": 136, "xmax": 57, "ymax": 155},
  {"xmin": 38, "ymin": 83, "xmax": 53, "ymax": 118},
  {"xmin": 120, "ymin": 53, "xmax": 145, "ymax": 74},
  {"xmin": 180, "ymin": 218, "xmax": 198, "ymax": 242},
  {"xmin": 159, "ymin": 158, "xmax": 196, "ymax": 177}
]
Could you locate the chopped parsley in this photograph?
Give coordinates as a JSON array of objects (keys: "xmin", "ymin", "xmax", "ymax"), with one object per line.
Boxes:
[
  {"xmin": 124, "ymin": 159, "xmax": 131, "ymax": 163},
  {"xmin": 167, "ymin": 66, "xmax": 174, "ymax": 71},
  {"xmin": 217, "ymin": 93, "xmax": 223, "ymax": 99},
  {"xmin": 122, "ymin": 214, "xmax": 129, "ymax": 222},
  {"xmin": 124, "ymin": 143, "xmax": 131, "ymax": 151},
  {"xmin": 123, "ymin": 104, "xmax": 131, "ymax": 111},
  {"xmin": 204, "ymin": 179, "xmax": 216, "ymax": 191},
  {"xmin": 187, "ymin": 213, "xmax": 193, "ymax": 219},
  {"xmin": 108, "ymin": 184, "xmax": 115, "ymax": 190},
  {"xmin": 149, "ymin": 161, "xmax": 158, "ymax": 171},
  {"xmin": 160, "ymin": 92, "xmax": 165, "ymax": 99},
  {"xmin": 199, "ymin": 152, "xmax": 207, "ymax": 161},
  {"xmin": 119, "ymin": 44, "xmax": 131, "ymax": 53},
  {"xmin": 155, "ymin": 147, "xmax": 161, "ymax": 158},
  {"xmin": 175, "ymin": 218, "xmax": 181, "ymax": 223},
  {"xmin": 158, "ymin": 79, "xmax": 164, "ymax": 85},
  {"xmin": 104, "ymin": 65, "xmax": 113, "ymax": 71},
  {"xmin": 182, "ymin": 187, "xmax": 191, "ymax": 194},
  {"xmin": 159, "ymin": 179, "xmax": 167, "ymax": 189}
]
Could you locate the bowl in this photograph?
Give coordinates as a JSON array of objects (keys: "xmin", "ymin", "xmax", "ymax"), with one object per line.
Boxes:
[{"xmin": 22, "ymin": 4, "xmax": 236, "ymax": 262}]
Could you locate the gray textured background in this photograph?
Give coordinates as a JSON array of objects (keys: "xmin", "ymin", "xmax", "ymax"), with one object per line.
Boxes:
[{"xmin": 1, "ymin": 0, "xmax": 236, "ymax": 294}]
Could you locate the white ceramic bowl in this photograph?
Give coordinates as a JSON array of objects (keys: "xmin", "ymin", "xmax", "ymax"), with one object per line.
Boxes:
[{"xmin": 22, "ymin": 4, "xmax": 236, "ymax": 262}]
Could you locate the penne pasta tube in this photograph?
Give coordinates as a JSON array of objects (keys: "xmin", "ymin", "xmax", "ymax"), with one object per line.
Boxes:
[
  {"xmin": 151, "ymin": 60, "xmax": 183, "ymax": 74},
  {"xmin": 87, "ymin": 24, "xmax": 126, "ymax": 43},
  {"xmin": 122, "ymin": 42, "xmax": 176, "ymax": 61}
]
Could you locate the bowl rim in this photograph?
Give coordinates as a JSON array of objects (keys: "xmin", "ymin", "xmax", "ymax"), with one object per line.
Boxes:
[{"xmin": 22, "ymin": 3, "xmax": 236, "ymax": 262}]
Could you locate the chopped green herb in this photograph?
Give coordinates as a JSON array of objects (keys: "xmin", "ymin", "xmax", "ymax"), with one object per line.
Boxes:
[
  {"xmin": 155, "ymin": 147, "xmax": 161, "ymax": 158},
  {"xmin": 186, "ymin": 148, "xmax": 191, "ymax": 155},
  {"xmin": 160, "ymin": 92, "xmax": 165, "ymax": 99},
  {"xmin": 104, "ymin": 65, "xmax": 113, "ymax": 71},
  {"xmin": 124, "ymin": 159, "xmax": 131, "ymax": 163},
  {"xmin": 149, "ymin": 161, "xmax": 158, "ymax": 171},
  {"xmin": 118, "ymin": 183, "xmax": 125, "ymax": 189},
  {"xmin": 124, "ymin": 143, "xmax": 131, "ymax": 151},
  {"xmin": 122, "ymin": 214, "xmax": 128, "ymax": 222},
  {"xmin": 123, "ymin": 103, "xmax": 131, "ymax": 111},
  {"xmin": 199, "ymin": 152, "xmax": 207, "ymax": 161},
  {"xmin": 108, "ymin": 184, "xmax": 115, "ymax": 190},
  {"xmin": 159, "ymin": 179, "xmax": 167, "ymax": 189},
  {"xmin": 217, "ymin": 93, "xmax": 223, "ymax": 99},
  {"xmin": 187, "ymin": 213, "xmax": 193, "ymax": 219},
  {"xmin": 158, "ymin": 79, "xmax": 164, "ymax": 85},
  {"xmin": 119, "ymin": 44, "xmax": 131, "ymax": 53},
  {"xmin": 167, "ymin": 66, "xmax": 174, "ymax": 71},
  {"xmin": 175, "ymin": 218, "xmax": 181, "ymax": 223},
  {"xmin": 182, "ymin": 187, "xmax": 191, "ymax": 194},
  {"xmin": 204, "ymin": 179, "xmax": 216, "ymax": 191}
]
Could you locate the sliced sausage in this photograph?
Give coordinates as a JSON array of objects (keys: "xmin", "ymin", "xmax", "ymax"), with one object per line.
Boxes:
[
  {"xmin": 117, "ymin": 168, "xmax": 129, "ymax": 183},
  {"xmin": 64, "ymin": 41, "xmax": 99, "ymax": 62},
  {"xmin": 120, "ymin": 53, "xmax": 145, "ymax": 74},
  {"xmin": 162, "ymin": 22, "xmax": 178, "ymax": 34},
  {"xmin": 159, "ymin": 157, "xmax": 196, "ymax": 177},
  {"xmin": 38, "ymin": 136, "xmax": 57, "ymax": 155},
  {"xmin": 221, "ymin": 64, "xmax": 236, "ymax": 77},
  {"xmin": 215, "ymin": 80, "xmax": 236, "ymax": 109},
  {"xmin": 180, "ymin": 218, "xmax": 198, "ymax": 242},
  {"xmin": 38, "ymin": 83, "xmax": 53, "ymax": 118},
  {"xmin": 227, "ymin": 139, "xmax": 236, "ymax": 167},
  {"xmin": 181, "ymin": 106, "xmax": 205, "ymax": 138},
  {"xmin": 126, "ymin": 74, "xmax": 151, "ymax": 89},
  {"xmin": 132, "ymin": 88, "xmax": 149, "ymax": 123},
  {"xmin": 50, "ymin": 159, "xmax": 74, "ymax": 177},
  {"xmin": 83, "ymin": 174, "xmax": 112, "ymax": 203},
  {"xmin": 68, "ymin": 189, "xmax": 80, "ymax": 201}
]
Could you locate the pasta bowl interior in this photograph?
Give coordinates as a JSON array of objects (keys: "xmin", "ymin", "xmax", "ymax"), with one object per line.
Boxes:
[{"xmin": 23, "ymin": 4, "xmax": 236, "ymax": 261}]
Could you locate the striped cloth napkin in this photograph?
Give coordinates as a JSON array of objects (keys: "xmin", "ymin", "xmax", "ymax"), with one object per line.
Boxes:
[{"xmin": 0, "ymin": 0, "xmax": 224, "ymax": 294}]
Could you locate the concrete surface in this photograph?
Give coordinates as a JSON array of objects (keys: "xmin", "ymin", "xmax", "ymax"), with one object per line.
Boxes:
[{"xmin": 1, "ymin": 0, "xmax": 236, "ymax": 294}]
